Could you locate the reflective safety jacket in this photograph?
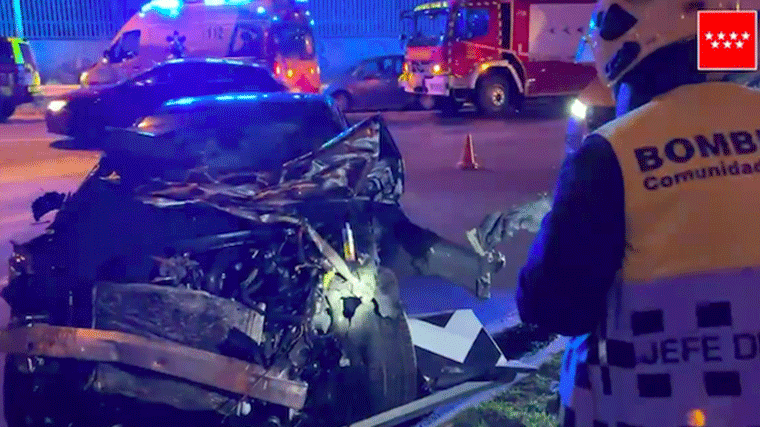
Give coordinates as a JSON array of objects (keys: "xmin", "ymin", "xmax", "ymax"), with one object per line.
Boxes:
[{"xmin": 562, "ymin": 82, "xmax": 760, "ymax": 427}]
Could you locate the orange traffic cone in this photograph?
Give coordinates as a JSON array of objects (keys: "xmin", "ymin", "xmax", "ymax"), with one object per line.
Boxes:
[{"xmin": 458, "ymin": 133, "xmax": 480, "ymax": 170}]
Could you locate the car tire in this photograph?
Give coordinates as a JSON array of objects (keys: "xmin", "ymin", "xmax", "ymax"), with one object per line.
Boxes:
[
  {"xmin": 74, "ymin": 114, "xmax": 105, "ymax": 146},
  {"xmin": 476, "ymin": 74, "xmax": 514, "ymax": 117},
  {"xmin": 331, "ymin": 91, "xmax": 353, "ymax": 113},
  {"xmin": 418, "ymin": 95, "xmax": 436, "ymax": 110},
  {"xmin": 0, "ymin": 99, "xmax": 15, "ymax": 122},
  {"xmin": 304, "ymin": 267, "xmax": 418, "ymax": 427},
  {"xmin": 436, "ymin": 97, "xmax": 463, "ymax": 117}
]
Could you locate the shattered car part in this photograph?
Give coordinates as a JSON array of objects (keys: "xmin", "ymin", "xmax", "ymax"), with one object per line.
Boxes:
[
  {"xmin": 31, "ymin": 191, "xmax": 67, "ymax": 222},
  {"xmin": 93, "ymin": 282, "xmax": 266, "ymax": 350},
  {"xmin": 0, "ymin": 324, "xmax": 308, "ymax": 409},
  {"xmin": 3, "ymin": 102, "xmax": 504, "ymax": 427},
  {"xmin": 467, "ymin": 193, "xmax": 553, "ymax": 254}
]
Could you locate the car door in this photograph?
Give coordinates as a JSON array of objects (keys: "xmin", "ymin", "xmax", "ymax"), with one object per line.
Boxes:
[
  {"xmin": 159, "ymin": 62, "xmax": 232, "ymax": 103},
  {"xmin": 231, "ymin": 65, "xmax": 286, "ymax": 93},
  {"xmin": 350, "ymin": 59, "xmax": 386, "ymax": 110},
  {"xmin": 382, "ymin": 56, "xmax": 411, "ymax": 110},
  {"xmin": 100, "ymin": 65, "xmax": 173, "ymax": 127},
  {"xmin": 193, "ymin": 62, "xmax": 238, "ymax": 95}
]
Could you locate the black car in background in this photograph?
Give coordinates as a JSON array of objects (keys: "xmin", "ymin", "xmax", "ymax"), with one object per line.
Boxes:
[{"xmin": 45, "ymin": 58, "xmax": 287, "ymax": 140}]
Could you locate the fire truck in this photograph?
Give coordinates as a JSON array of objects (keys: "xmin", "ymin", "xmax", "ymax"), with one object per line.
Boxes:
[
  {"xmin": 81, "ymin": 0, "xmax": 320, "ymax": 93},
  {"xmin": 399, "ymin": 0, "xmax": 597, "ymax": 116}
]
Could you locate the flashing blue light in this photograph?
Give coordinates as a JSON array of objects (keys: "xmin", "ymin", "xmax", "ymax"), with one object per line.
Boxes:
[
  {"xmin": 272, "ymin": 15, "xmax": 279, "ymax": 21},
  {"xmin": 309, "ymin": 19, "xmax": 315, "ymax": 26},
  {"xmin": 141, "ymin": 0, "xmax": 182, "ymax": 18},
  {"xmin": 295, "ymin": 0, "xmax": 308, "ymax": 3},
  {"xmin": 166, "ymin": 97, "xmax": 196, "ymax": 106},
  {"xmin": 204, "ymin": 0, "xmax": 253, "ymax": 4},
  {"xmin": 235, "ymin": 94, "xmax": 259, "ymax": 100},
  {"xmin": 257, "ymin": 6, "xmax": 266, "ymax": 14},
  {"xmin": 305, "ymin": 10, "xmax": 310, "ymax": 16},
  {"xmin": 216, "ymin": 95, "xmax": 235, "ymax": 101}
]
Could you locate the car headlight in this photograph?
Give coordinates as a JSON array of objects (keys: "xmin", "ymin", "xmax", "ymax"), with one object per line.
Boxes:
[
  {"xmin": 47, "ymin": 100, "xmax": 68, "ymax": 113},
  {"xmin": 570, "ymin": 99, "xmax": 587, "ymax": 120},
  {"xmin": 79, "ymin": 71, "xmax": 89, "ymax": 86}
]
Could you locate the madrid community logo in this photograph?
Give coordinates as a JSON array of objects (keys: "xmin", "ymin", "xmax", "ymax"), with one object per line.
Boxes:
[{"xmin": 698, "ymin": 10, "xmax": 758, "ymax": 71}]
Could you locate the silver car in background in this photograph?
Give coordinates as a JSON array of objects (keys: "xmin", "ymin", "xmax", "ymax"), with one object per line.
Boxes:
[{"xmin": 323, "ymin": 55, "xmax": 417, "ymax": 112}]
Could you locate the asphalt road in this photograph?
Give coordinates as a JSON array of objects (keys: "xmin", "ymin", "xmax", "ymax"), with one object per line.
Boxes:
[{"xmin": 0, "ymin": 104, "xmax": 567, "ymax": 425}]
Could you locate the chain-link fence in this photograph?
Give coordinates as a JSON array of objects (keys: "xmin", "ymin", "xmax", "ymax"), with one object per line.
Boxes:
[
  {"xmin": 1, "ymin": 0, "xmax": 422, "ymax": 40},
  {"xmin": 310, "ymin": 0, "xmax": 420, "ymax": 38},
  {"xmin": 0, "ymin": 0, "xmax": 125, "ymax": 40}
]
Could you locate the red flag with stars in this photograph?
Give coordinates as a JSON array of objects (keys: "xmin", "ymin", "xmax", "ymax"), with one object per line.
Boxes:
[{"xmin": 698, "ymin": 10, "xmax": 758, "ymax": 71}]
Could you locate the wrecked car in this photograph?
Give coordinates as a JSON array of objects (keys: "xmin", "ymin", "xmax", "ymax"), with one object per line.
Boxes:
[{"xmin": 2, "ymin": 92, "xmax": 507, "ymax": 427}]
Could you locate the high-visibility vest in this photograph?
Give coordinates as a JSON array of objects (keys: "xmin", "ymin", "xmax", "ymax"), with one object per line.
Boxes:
[{"xmin": 562, "ymin": 82, "xmax": 760, "ymax": 427}]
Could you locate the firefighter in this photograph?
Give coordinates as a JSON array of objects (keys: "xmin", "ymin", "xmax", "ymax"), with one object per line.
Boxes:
[{"xmin": 516, "ymin": 0, "xmax": 760, "ymax": 425}]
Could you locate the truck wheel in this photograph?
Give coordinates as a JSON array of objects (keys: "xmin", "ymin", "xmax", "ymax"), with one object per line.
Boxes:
[
  {"xmin": 476, "ymin": 74, "xmax": 514, "ymax": 117},
  {"xmin": 0, "ymin": 99, "xmax": 15, "ymax": 122},
  {"xmin": 331, "ymin": 91, "xmax": 352, "ymax": 112}
]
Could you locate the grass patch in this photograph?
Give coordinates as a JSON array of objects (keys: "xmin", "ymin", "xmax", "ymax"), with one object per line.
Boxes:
[{"xmin": 447, "ymin": 351, "xmax": 563, "ymax": 427}]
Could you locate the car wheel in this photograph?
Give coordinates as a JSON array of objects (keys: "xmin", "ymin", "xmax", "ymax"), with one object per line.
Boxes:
[
  {"xmin": 0, "ymin": 99, "xmax": 15, "ymax": 122},
  {"xmin": 436, "ymin": 97, "xmax": 463, "ymax": 117},
  {"xmin": 419, "ymin": 95, "xmax": 436, "ymax": 110},
  {"xmin": 476, "ymin": 74, "xmax": 514, "ymax": 117},
  {"xmin": 331, "ymin": 91, "xmax": 353, "ymax": 112},
  {"xmin": 302, "ymin": 267, "xmax": 418, "ymax": 427}
]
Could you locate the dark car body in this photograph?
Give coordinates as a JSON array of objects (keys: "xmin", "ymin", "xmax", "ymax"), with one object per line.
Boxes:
[
  {"xmin": 0, "ymin": 37, "xmax": 41, "ymax": 121},
  {"xmin": 45, "ymin": 58, "xmax": 287, "ymax": 139},
  {"xmin": 122, "ymin": 91, "xmax": 350, "ymax": 169},
  {"xmin": 323, "ymin": 55, "xmax": 415, "ymax": 112}
]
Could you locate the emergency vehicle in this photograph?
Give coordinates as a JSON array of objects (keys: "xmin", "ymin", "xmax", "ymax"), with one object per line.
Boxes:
[
  {"xmin": 81, "ymin": 0, "xmax": 320, "ymax": 93},
  {"xmin": 399, "ymin": 0, "xmax": 597, "ymax": 116},
  {"xmin": 0, "ymin": 37, "xmax": 41, "ymax": 122}
]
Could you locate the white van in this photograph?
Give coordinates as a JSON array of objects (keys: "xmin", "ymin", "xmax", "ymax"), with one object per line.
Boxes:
[{"xmin": 81, "ymin": 0, "xmax": 321, "ymax": 93}]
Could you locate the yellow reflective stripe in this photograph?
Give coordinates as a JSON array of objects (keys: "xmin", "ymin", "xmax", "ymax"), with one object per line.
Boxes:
[
  {"xmin": 11, "ymin": 39, "xmax": 23, "ymax": 65},
  {"xmin": 322, "ymin": 269, "xmax": 336, "ymax": 290},
  {"xmin": 414, "ymin": 1, "xmax": 449, "ymax": 11}
]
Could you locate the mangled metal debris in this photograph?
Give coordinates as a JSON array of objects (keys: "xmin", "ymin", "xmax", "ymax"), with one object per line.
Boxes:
[{"xmin": 1, "ymin": 110, "xmax": 511, "ymax": 427}]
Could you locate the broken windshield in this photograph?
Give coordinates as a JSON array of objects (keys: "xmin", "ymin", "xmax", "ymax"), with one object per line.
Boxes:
[{"xmin": 407, "ymin": 8, "xmax": 449, "ymax": 47}]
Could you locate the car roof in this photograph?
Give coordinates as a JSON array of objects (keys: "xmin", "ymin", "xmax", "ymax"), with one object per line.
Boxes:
[
  {"xmin": 362, "ymin": 55, "xmax": 404, "ymax": 63},
  {"xmin": 161, "ymin": 91, "xmax": 332, "ymax": 110},
  {"xmin": 163, "ymin": 58, "xmax": 262, "ymax": 67}
]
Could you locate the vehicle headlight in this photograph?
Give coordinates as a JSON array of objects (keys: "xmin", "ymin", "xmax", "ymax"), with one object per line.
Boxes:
[
  {"xmin": 79, "ymin": 71, "xmax": 89, "ymax": 86},
  {"xmin": 570, "ymin": 99, "xmax": 587, "ymax": 120},
  {"xmin": 47, "ymin": 100, "xmax": 68, "ymax": 113}
]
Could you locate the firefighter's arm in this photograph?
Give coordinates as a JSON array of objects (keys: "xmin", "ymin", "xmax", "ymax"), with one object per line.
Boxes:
[
  {"xmin": 373, "ymin": 204, "xmax": 503, "ymax": 299},
  {"xmin": 516, "ymin": 134, "xmax": 626, "ymax": 336}
]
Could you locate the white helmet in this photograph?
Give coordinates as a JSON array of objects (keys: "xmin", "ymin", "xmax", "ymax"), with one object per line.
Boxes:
[{"xmin": 589, "ymin": 0, "xmax": 755, "ymax": 87}]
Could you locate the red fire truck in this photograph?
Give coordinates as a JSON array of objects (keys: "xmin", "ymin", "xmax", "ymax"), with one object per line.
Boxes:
[{"xmin": 399, "ymin": 0, "xmax": 597, "ymax": 116}]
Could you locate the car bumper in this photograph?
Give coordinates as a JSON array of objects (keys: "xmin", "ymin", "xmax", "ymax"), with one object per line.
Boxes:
[
  {"xmin": 45, "ymin": 109, "xmax": 74, "ymax": 136},
  {"xmin": 401, "ymin": 73, "xmax": 449, "ymax": 96}
]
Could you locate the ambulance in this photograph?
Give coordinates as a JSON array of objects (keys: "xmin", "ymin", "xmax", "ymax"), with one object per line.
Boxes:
[{"xmin": 80, "ymin": 0, "xmax": 320, "ymax": 93}]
